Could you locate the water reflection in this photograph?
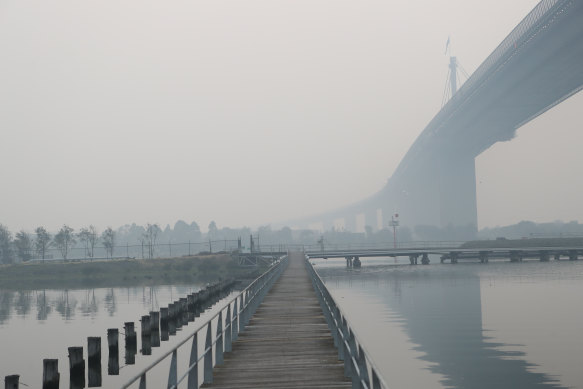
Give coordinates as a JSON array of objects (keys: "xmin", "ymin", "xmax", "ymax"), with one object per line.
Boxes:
[
  {"xmin": 0, "ymin": 284, "xmax": 202, "ymax": 388},
  {"xmin": 319, "ymin": 262, "xmax": 575, "ymax": 389},
  {"xmin": 36, "ymin": 290, "xmax": 51, "ymax": 320}
]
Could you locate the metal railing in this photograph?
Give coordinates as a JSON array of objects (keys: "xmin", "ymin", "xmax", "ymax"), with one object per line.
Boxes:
[
  {"xmin": 120, "ymin": 255, "xmax": 289, "ymax": 389},
  {"xmin": 305, "ymin": 256, "xmax": 389, "ymax": 389},
  {"xmin": 303, "ymin": 240, "xmax": 465, "ymax": 252}
]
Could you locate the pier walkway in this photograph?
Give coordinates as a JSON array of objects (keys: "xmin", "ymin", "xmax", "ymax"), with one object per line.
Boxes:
[{"xmin": 202, "ymin": 252, "xmax": 350, "ymax": 388}]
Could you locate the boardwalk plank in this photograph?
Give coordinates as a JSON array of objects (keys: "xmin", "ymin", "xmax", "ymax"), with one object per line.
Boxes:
[{"xmin": 201, "ymin": 252, "xmax": 350, "ymax": 388}]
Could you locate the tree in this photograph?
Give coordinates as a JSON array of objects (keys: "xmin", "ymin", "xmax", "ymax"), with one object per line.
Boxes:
[
  {"xmin": 54, "ymin": 225, "xmax": 76, "ymax": 260},
  {"xmin": 35, "ymin": 227, "xmax": 52, "ymax": 262},
  {"xmin": 78, "ymin": 228, "xmax": 91, "ymax": 258},
  {"xmin": 14, "ymin": 231, "xmax": 33, "ymax": 262},
  {"xmin": 0, "ymin": 224, "xmax": 14, "ymax": 264},
  {"xmin": 208, "ymin": 221, "xmax": 218, "ymax": 241},
  {"xmin": 78, "ymin": 226, "xmax": 98, "ymax": 260},
  {"xmin": 143, "ymin": 223, "xmax": 160, "ymax": 259},
  {"xmin": 101, "ymin": 227, "xmax": 115, "ymax": 259}
]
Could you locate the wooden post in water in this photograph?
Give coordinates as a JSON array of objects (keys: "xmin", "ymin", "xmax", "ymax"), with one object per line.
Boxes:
[
  {"xmin": 160, "ymin": 307, "xmax": 169, "ymax": 341},
  {"xmin": 141, "ymin": 315, "xmax": 151, "ymax": 337},
  {"xmin": 187, "ymin": 294, "xmax": 195, "ymax": 321},
  {"xmin": 88, "ymin": 337, "xmax": 101, "ymax": 363},
  {"xmin": 87, "ymin": 337, "xmax": 102, "ymax": 387},
  {"xmin": 68, "ymin": 347, "xmax": 85, "ymax": 389},
  {"xmin": 124, "ymin": 322, "xmax": 137, "ymax": 365},
  {"xmin": 4, "ymin": 375, "xmax": 19, "ymax": 389},
  {"xmin": 168, "ymin": 304, "xmax": 176, "ymax": 335},
  {"xmin": 107, "ymin": 329, "xmax": 119, "ymax": 375},
  {"xmin": 180, "ymin": 298, "xmax": 188, "ymax": 325},
  {"xmin": 149, "ymin": 311, "xmax": 160, "ymax": 331},
  {"xmin": 141, "ymin": 315, "xmax": 152, "ymax": 355},
  {"xmin": 150, "ymin": 311, "xmax": 161, "ymax": 347},
  {"xmin": 42, "ymin": 359, "xmax": 59, "ymax": 389},
  {"xmin": 174, "ymin": 301, "xmax": 183, "ymax": 330}
]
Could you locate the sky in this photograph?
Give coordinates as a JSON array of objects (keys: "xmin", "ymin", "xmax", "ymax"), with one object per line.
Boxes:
[{"xmin": 1, "ymin": 0, "xmax": 581, "ymax": 233}]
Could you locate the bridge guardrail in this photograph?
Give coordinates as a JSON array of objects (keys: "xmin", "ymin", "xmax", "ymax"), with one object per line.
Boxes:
[
  {"xmin": 303, "ymin": 240, "xmax": 465, "ymax": 252},
  {"xmin": 305, "ymin": 256, "xmax": 389, "ymax": 389},
  {"xmin": 120, "ymin": 255, "xmax": 289, "ymax": 389}
]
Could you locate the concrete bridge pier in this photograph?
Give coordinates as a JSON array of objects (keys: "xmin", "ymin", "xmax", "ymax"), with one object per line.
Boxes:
[{"xmin": 437, "ymin": 153, "xmax": 478, "ymax": 232}]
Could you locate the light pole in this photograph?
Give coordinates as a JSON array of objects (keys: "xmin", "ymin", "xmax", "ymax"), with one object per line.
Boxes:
[{"xmin": 389, "ymin": 214, "xmax": 399, "ymax": 249}]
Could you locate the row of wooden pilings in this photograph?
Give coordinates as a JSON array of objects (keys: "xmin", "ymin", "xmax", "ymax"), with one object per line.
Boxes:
[{"xmin": 4, "ymin": 279, "xmax": 237, "ymax": 389}]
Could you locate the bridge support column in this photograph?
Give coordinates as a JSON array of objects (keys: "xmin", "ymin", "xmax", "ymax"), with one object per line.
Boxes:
[
  {"xmin": 438, "ymin": 154, "xmax": 478, "ymax": 235},
  {"xmin": 539, "ymin": 251, "xmax": 550, "ymax": 262},
  {"xmin": 421, "ymin": 253, "xmax": 430, "ymax": 265},
  {"xmin": 345, "ymin": 257, "xmax": 353, "ymax": 268},
  {"xmin": 409, "ymin": 255, "xmax": 418, "ymax": 265},
  {"xmin": 479, "ymin": 251, "xmax": 489, "ymax": 263}
]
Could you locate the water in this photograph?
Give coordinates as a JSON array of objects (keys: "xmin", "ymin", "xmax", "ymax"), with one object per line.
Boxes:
[
  {"xmin": 0, "ymin": 284, "xmax": 234, "ymax": 388},
  {"xmin": 314, "ymin": 257, "xmax": 583, "ymax": 389}
]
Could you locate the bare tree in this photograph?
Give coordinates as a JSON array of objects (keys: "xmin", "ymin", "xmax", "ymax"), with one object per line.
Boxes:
[
  {"xmin": 87, "ymin": 225, "xmax": 98, "ymax": 259},
  {"xmin": 143, "ymin": 223, "xmax": 160, "ymax": 259},
  {"xmin": 0, "ymin": 224, "xmax": 13, "ymax": 264},
  {"xmin": 14, "ymin": 231, "xmax": 33, "ymax": 262},
  {"xmin": 54, "ymin": 225, "xmax": 76, "ymax": 260},
  {"xmin": 101, "ymin": 227, "xmax": 115, "ymax": 259},
  {"xmin": 78, "ymin": 228, "xmax": 91, "ymax": 259},
  {"xmin": 35, "ymin": 227, "xmax": 52, "ymax": 262},
  {"xmin": 78, "ymin": 226, "xmax": 98, "ymax": 260}
]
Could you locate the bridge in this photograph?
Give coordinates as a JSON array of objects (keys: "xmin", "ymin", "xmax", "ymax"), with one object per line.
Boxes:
[
  {"xmin": 291, "ymin": 0, "xmax": 583, "ymax": 234},
  {"xmin": 305, "ymin": 245, "xmax": 583, "ymax": 264}
]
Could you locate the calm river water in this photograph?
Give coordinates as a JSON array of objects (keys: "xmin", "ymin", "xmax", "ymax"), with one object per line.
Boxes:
[
  {"xmin": 314, "ymin": 257, "xmax": 583, "ymax": 389},
  {"xmin": 0, "ymin": 284, "xmax": 235, "ymax": 388}
]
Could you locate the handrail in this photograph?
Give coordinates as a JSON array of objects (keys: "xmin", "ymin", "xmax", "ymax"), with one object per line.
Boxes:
[
  {"xmin": 306, "ymin": 256, "xmax": 389, "ymax": 389},
  {"xmin": 120, "ymin": 255, "xmax": 289, "ymax": 389}
]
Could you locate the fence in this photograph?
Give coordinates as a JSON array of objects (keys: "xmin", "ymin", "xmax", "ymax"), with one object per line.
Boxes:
[
  {"xmin": 306, "ymin": 255, "xmax": 389, "ymax": 389},
  {"xmin": 120, "ymin": 254, "xmax": 288, "ymax": 389}
]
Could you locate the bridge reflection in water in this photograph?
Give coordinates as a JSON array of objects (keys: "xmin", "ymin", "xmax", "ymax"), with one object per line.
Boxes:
[{"xmin": 317, "ymin": 262, "xmax": 569, "ymax": 389}]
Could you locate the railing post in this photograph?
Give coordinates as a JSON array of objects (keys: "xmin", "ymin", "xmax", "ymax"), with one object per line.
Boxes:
[
  {"xmin": 188, "ymin": 333, "xmax": 198, "ymax": 389},
  {"xmin": 203, "ymin": 322, "xmax": 213, "ymax": 384},
  {"xmin": 238, "ymin": 295, "xmax": 245, "ymax": 333},
  {"xmin": 337, "ymin": 327, "xmax": 345, "ymax": 361},
  {"xmin": 351, "ymin": 356, "xmax": 359, "ymax": 389},
  {"xmin": 372, "ymin": 370, "xmax": 381, "ymax": 389},
  {"xmin": 167, "ymin": 350, "xmax": 177, "ymax": 389},
  {"xmin": 357, "ymin": 345, "xmax": 370, "ymax": 387},
  {"xmin": 139, "ymin": 373, "xmax": 146, "ymax": 389},
  {"xmin": 225, "ymin": 304, "xmax": 232, "ymax": 352},
  {"xmin": 343, "ymin": 339, "xmax": 352, "ymax": 378},
  {"xmin": 232, "ymin": 299, "xmax": 239, "ymax": 342},
  {"xmin": 216, "ymin": 311, "xmax": 224, "ymax": 365}
]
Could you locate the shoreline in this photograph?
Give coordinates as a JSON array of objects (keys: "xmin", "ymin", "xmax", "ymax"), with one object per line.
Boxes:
[{"xmin": 0, "ymin": 254, "xmax": 263, "ymax": 290}]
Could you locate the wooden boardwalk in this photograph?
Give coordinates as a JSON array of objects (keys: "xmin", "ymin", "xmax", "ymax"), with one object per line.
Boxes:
[{"xmin": 202, "ymin": 252, "xmax": 351, "ymax": 388}]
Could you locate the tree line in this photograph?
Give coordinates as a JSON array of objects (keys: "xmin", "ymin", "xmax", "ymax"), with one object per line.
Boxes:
[{"xmin": 0, "ymin": 224, "xmax": 116, "ymax": 264}]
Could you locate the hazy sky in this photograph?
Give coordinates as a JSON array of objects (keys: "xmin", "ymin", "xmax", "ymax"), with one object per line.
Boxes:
[{"xmin": 1, "ymin": 0, "xmax": 581, "ymax": 233}]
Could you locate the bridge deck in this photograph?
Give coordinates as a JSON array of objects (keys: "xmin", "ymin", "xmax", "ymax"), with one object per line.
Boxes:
[{"xmin": 202, "ymin": 252, "xmax": 350, "ymax": 389}]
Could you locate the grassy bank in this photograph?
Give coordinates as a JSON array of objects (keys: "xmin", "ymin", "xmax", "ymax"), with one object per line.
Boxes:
[
  {"xmin": 461, "ymin": 237, "xmax": 583, "ymax": 249},
  {"xmin": 0, "ymin": 254, "xmax": 264, "ymax": 290}
]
